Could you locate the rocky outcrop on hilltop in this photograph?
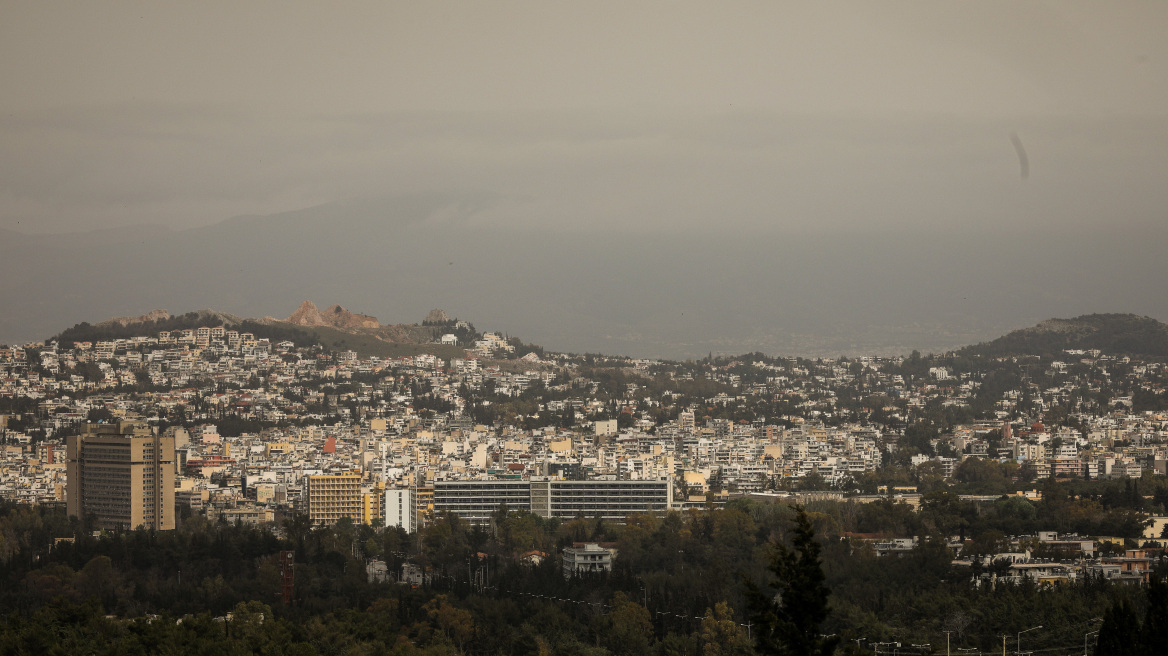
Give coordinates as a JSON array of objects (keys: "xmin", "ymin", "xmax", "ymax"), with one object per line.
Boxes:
[
  {"xmin": 424, "ymin": 309, "xmax": 451, "ymax": 324},
  {"xmin": 285, "ymin": 301, "xmax": 328, "ymax": 326},
  {"xmin": 285, "ymin": 301, "xmax": 381, "ymax": 333},
  {"xmin": 326, "ymin": 304, "xmax": 382, "ymax": 332},
  {"xmin": 284, "ymin": 301, "xmax": 443, "ymax": 343}
]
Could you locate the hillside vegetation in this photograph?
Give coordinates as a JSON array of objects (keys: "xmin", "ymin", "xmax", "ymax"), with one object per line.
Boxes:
[
  {"xmin": 294, "ymin": 323, "xmax": 467, "ymax": 360},
  {"xmin": 958, "ymin": 313, "xmax": 1168, "ymax": 358},
  {"xmin": 51, "ymin": 309, "xmax": 467, "ymax": 360}
]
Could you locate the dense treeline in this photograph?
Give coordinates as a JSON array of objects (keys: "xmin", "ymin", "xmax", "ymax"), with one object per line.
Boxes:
[
  {"xmin": 2, "ymin": 488, "xmax": 1166, "ymax": 655},
  {"xmin": 55, "ymin": 312, "xmax": 241, "ymax": 345}
]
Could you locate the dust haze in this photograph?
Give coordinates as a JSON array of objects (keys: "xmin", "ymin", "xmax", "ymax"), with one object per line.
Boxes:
[{"xmin": 2, "ymin": 2, "xmax": 1167, "ymax": 357}]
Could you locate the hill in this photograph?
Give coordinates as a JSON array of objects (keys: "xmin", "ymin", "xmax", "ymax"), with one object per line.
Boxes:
[
  {"xmin": 55, "ymin": 310, "xmax": 247, "ymax": 344},
  {"xmin": 50, "ymin": 302, "xmax": 470, "ymax": 360},
  {"xmin": 285, "ymin": 323, "xmax": 467, "ymax": 360},
  {"xmin": 957, "ymin": 313, "xmax": 1168, "ymax": 358}
]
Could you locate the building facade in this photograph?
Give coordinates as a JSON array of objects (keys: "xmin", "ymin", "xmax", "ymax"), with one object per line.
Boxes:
[
  {"xmin": 562, "ymin": 542, "xmax": 617, "ymax": 577},
  {"xmin": 432, "ymin": 478, "xmax": 672, "ymax": 525},
  {"xmin": 303, "ymin": 473, "xmax": 362, "ymax": 525},
  {"xmin": 66, "ymin": 421, "xmax": 176, "ymax": 530},
  {"xmin": 531, "ymin": 479, "xmax": 673, "ymax": 521},
  {"xmin": 385, "ymin": 487, "xmax": 417, "ymax": 532},
  {"xmin": 432, "ymin": 479, "xmax": 531, "ymax": 524}
]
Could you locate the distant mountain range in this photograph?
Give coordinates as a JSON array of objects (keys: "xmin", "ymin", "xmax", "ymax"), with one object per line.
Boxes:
[{"xmin": 4, "ymin": 194, "xmax": 1167, "ymax": 358}]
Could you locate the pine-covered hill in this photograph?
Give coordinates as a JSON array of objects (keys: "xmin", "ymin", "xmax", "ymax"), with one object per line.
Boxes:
[
  {"xmin": 56, "ymin": 311, "xmax": 234, "ymax": 344},
  {"xmin": 958, "ymin": 313, "xmax": 1168, "ymax": 359}
]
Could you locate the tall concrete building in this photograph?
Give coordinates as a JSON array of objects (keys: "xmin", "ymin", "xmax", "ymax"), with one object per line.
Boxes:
[
  {"xmin": 303, "ymin": 473, "xmax": 362, "ymax": 525},
  {"xmin": 66, "ymin": 421, "xmax": 176, "ymax": 530},
  {"xmin": 385, "ymin": 487, "xmax": 417, "ymax": 532}
]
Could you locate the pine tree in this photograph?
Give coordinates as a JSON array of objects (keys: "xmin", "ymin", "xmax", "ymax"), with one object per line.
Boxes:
[
  {"xmin": 746, "ymin": 506, "xmax": 839, "ymax": 656},
  {"xmin": 1096, "ymin": 597, "xmax": 1139, "ymax": 656}
]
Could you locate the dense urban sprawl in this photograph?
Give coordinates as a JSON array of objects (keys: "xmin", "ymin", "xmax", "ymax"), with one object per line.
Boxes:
[
  {"xmin": 3, "ymin": 316, "xmax": 1168, "ymax": 654},
  {"xmin": 3, "ymin": 321, "xmax": 1167, "ymax": 521}
]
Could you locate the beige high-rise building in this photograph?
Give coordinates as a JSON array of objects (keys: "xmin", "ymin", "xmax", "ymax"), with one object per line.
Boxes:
[
  {"xmin": 66, "ymin": 421, "xmax": 176, "ymax": 530},
  {"xmin": 303, "ymin": 473, "xmax": 362, "ymax": 525}
]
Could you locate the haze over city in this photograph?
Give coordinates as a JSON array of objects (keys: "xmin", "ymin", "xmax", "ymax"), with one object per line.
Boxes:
[
  {"xmin": 3, "ymin": 2, "xmax": 1168, "ymax": 357},
  {"xmin": 9, "ymin": 7, "xmax": 1168, "ymax": 654}
]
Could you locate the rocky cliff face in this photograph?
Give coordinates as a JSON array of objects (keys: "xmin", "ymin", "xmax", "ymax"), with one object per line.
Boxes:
[
  {"xmin": 325, "ymin": 304, "xmax": 382, "ymax": 332},
  {"xmin": 284, "ymin": 300, "xmax": 437, "ymax": 341},
  {"xmin": 285, "ymin": 301, "xmax": 380, "ymax": 333},
  {"xmin": 425, "ymin": 309, "xmax": 451, "ymax": 324},
  {"xmin": 285, "ymin": 301, "xmax": 327, "ymax": 326}
]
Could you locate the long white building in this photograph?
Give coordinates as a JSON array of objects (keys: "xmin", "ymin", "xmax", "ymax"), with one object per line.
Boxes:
[{"xmin": 431, "ymin": 478, "xmax": 672, "ymax": 525}]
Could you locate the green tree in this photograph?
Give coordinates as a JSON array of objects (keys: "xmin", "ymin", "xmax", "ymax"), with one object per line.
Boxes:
[
  {"xmin": 424, "ymin": 593, "xmax": 475, "ymax": 652},
  {"xmin": 599, "ymin": 591, "xmax": 653, "ymax": 656},
  {"xmin": 746, "ymin": 506, "xmax": 839, "ymax": 656},
  {"xmin": 699, "ymin": 601, "xmax": 752, "ymax": 656},
  {"xmin": 902, "ymin": 421, "xmax": 938, "ymax": 456},
  {"xmin": 1140, "ymin": 574, "xmax": 1168, "ymax": 656},
  {"xmin": 1096, "ymin": 597, "xmax": 1139, "ymax": 656}
]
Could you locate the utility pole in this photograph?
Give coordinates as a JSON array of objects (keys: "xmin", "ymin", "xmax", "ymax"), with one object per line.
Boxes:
[
  {"xmin": 943, "ymin": 630, "xmax": 953, "ymax": 656},
  {"xmin": 1001, "ymin": 634, "xmax": 1008, "ymax": 656}
]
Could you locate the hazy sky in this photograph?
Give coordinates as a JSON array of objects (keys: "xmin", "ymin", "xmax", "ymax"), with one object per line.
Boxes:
[{"xmin": 3, "ymin": 1, "xmax": 1168, "ymax": 235}]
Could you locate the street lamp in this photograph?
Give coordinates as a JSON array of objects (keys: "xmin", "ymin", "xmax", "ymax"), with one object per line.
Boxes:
[
  {"xmin": 1083, "ymin": 630, "xmax": 1099, "ymax": 656},
  {"xmin": 1017, "ymin": 626, "xmax": 1042, "ymax": 656}
]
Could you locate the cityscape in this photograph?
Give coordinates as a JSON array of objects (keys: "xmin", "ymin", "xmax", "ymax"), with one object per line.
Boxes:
[
  {"xmin": 5, "ymin": 2, "xmax": 1168, "ymax": 654},
  {"xmin": 6, "ymin": 308, "xmax": 1167, "ymax": 528},
  {"xmin": 3, "ymin": 309, "xmax": 1168, "ymax": 622}
]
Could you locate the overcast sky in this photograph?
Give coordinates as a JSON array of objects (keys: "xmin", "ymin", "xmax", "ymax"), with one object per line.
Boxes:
[{"xmin": 3, "ymin": 1, "xmax": 1167, "ymax": 235}]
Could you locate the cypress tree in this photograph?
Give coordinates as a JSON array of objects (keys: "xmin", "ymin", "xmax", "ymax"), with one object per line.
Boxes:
[
  {"xmin": 1096, "ymin": 597, "xmax": 1139, "ymax": 656},
  {"xmin": 746, "ymin": 506, "xmax": 839, "ymax": 656},
  {"xmin": 1140, "ymin": 574, "xmax": 1168, "ymax": 656}
]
